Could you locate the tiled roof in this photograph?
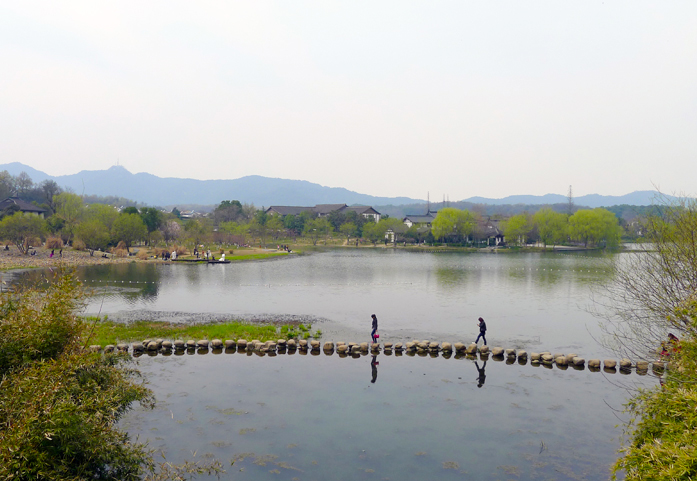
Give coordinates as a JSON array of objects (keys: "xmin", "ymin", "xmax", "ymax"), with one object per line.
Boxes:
[{"xmin": 0, "ymin": 197, "xmax": 47, "ymax": 213}]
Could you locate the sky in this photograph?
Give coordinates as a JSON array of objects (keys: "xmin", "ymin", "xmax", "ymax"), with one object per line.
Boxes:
[{"xmin": 1, "ymin": 1, "xmax": 696, "ymax": 201}]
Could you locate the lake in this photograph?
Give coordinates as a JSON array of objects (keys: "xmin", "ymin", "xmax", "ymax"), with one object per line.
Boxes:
[{"xmin": 9, "ymin": 248, "xmax": 651, "ymax": 479}]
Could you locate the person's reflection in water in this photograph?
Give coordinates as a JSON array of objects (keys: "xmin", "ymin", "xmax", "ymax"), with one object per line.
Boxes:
[
  {"xmin": 475, "ymin": 360, "xmax": 486, "ymax": 388},
  {"xmin": 371, "ymin": 355, "xmax": 379, "ymax": 383}
]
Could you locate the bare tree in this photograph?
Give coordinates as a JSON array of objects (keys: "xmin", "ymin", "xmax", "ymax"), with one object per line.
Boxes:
[{"xmin": 594, "ymin": 195, "xmax": 697, "ymax": 361}]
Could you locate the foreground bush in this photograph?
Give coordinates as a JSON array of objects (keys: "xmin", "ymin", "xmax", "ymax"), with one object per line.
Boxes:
[{"xmin": 0, "ymin": 273, "xmax": 154, "ymax": 480}]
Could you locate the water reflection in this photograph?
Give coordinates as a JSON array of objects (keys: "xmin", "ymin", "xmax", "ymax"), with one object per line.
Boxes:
[
  {"xmin": 475, "ymin": 360, "xmax": 487, "ymax": 388},
  {"xmin": 371, "ymin": 355, "xmax": 379, "ymax": 383}
]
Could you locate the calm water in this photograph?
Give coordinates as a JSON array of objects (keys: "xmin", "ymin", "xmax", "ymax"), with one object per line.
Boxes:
[
  {"xmin": 14, "ymin": 249, "xmax": 617, "ymax": 358},
  {"xmin": 123, "ymin": 350, "xmax": 648, "ymax": 480},
  {"xmin": 10, "ymin": 249, "xmax": 649, "ymax": 479}
]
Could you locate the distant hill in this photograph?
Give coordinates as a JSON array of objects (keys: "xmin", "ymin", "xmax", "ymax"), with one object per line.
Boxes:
[
  {"xmin": 0, "ymin": 163, "xmax": 423, "ymax": 207},
  {"xmin": 0, "ymin": 162, "xmax": 676, "ymax": 210},
  {"xmin": 462, "ymin": 191, "xmax": 672, "ymax": 208}
]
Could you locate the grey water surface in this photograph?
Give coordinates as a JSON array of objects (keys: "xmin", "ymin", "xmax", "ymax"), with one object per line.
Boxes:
[{"xmin": 11, "ymin": 249, "xmax": 650, "ymax": 479}]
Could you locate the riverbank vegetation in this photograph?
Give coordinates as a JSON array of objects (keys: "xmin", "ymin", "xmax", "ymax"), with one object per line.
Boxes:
[
  {"xmin": 600, "ymin": 197, "xmax": 697, "ymax": 480},
  {"xmin": 1, "ymin": 170, "xmax": 634, "ymax": 267},
  {"xmin": 0, "ymin": 273, "xmax": 226, "ymax": 479},
  {"xmin": 86, "ymin": 319, "xmax": 322, "ymax": 346}
]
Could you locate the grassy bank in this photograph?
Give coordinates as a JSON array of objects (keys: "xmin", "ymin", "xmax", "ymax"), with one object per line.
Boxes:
[{"xmin": 84, "ymin": 319, "xmax": 320, "ymax": 346}]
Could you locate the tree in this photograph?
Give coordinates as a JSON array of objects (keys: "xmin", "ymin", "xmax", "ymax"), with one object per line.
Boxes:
[
  {"xmin": 362, "ymin": 220, "xmax": 387, "ymax": 246},
  {"xmin": 266, "ymin": 215, "xmax": 285, "ymax": 241},
  {"xmin": 75, "ymin": 220, "xmax": 111, "ymax": 255},
  {"xmin": 503, "ymin": 213, "xmax": 532, "ymax": 246},
  {"xmin": 594, "ymin": 197, "xmax": 697, "ymax": 478},
  {"xmin": 569, "ymin": 208, "xmax": 622, "ymax": 247},
  {"xmin": 303, "ymin": 218, "xmax": 332, "ymax": 246},
  {"xmin": 111, "ymin": 213, "xmax": 147, "ymax": 251},
  {"xmin": 54, "ymin": 192, "xmax": 84, "ymax": 244},
  {"xmin": 213, "ymin": 200, "xmax": 244, "ymax": 224},
  {"xmin": 161, "ymin": 219, "xmax": 182, "ymax": 243},
  {"xmin": 339, "ymin": 222, "xmax": 358, "ymax": 243},
  {"xmin": 533, "ymin": 207, "xmax": 568, "ymax": 248},
  {"xmin": 39, "ymin": 180, "xmax": 62, "ymax": 214},
  {"xmin": 0, "ymin": 213, "xmax": 46, "ymax": 254},
  {"xmin": 0, "ymin": 171, "xmax": 16, "ymax": 199},
  {"xmin": 431, "ymin": 208, "xmax": 477, "ymax": 243},
  {"xmin": 84, "ymin": 203, "xmax": 120, "ymax": 231},
  {"xmin": 139, "ymin": 208, "xmax": 163, "ymax": 245},
  {"xmin": 14, "ymin": 171, "xmax": 33, "ymax": 195}
]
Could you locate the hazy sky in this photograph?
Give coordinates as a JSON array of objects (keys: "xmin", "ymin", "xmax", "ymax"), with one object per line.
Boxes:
[{"xmin": 1, "ymin": 2, "xmax": 696, "ymax": 200}]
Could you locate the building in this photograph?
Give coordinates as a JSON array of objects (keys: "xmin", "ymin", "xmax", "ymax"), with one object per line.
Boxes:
[
  {"xmin": 403, "ymin": 211, "xmax": 437, "ymax": 228},
  {"xmin": 0, "ymin": 197, "xmax": 48, "ymax": 218},
  {"xmin": 265, "ymin": 204, "xmax": 381, "ymax": 222}
]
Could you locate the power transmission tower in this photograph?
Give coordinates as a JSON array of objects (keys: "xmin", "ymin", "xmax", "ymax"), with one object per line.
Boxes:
[{"xmin": 567, "ymin": 185, "xmax": 575, "ymax": 215}]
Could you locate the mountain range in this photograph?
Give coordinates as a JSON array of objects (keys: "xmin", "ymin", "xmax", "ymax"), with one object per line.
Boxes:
[{"xmin": 0, "ymin": 162, "xmax": 673, "ymax": 209}]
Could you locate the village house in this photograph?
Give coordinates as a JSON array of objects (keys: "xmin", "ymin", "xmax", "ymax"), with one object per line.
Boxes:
[
  {"xmin": 0, "ymin": 196, "xmax": 48, "ymax": 218},
  {"xmin": 265, "ymin": 204, "xmax": 381, "ymax": 222}
]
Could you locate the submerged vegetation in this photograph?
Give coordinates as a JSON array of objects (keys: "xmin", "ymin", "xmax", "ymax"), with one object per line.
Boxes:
[{"xmin": 87, "ymin": 319, "xmax": 322, "ymax": 346}]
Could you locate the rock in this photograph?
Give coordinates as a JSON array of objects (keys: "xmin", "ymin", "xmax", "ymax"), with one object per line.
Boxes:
[
  {"xmin": 635, "ymin": 360, "xmax": 649, "ymax": 371},
  {"xmin": 384, "ymin": 342, "xmax": 394, "ymax": 349},
  {"xmin": 418, "ymin": 342, "xmax": 429, "ymax": 350},
  {"xmin": 224, "ymin": 340, "xmax": 236, "ymax": 348},
  {"xmin": 530, "ymin": 352, "xmax": 541, "ymax": 361},
  {"xmin": 209, "ymin": 339, "xmax": 222, "ymax": 349},
  {"xmin": 162, "ymin": 341, "xmax": 173, "ymax": 350},
  {"xmin": 604, "ymin": 360, "xmax": 617, "ymax": 369},
  {"xmin": 104, "ymin": 344, "xmax": 115, "ymax": 353},
  {"xmin": 555, "ymin": 356, "xmax": 568, "ymax": 366},
  {"xmin": 89, "ymin": 345, "xmax": 101, "ymax": 352},
  {"xmin": 565, "ymin": 353, "xmax": 578, "ymax": 364},
  {"xmin": 277, "ymin": 339, "xmax": 287, "ymax": 346},
  {"xmin": 174, "ymin": 340, "xmax": 185, "ymax": 349},
  {"xmin": 116, "ymin": 343, "xmax": 129, "ymax": 352},
  {"xmin": 360, "ymin": 342, "xmax": 369, "ymax": 352},
  {"xmin": 371, "ymin": 343, "xmax": 380, "ymax": 352},
  {"xmin": 552, "ymin": 353, "xmax": 565, "ymax": 360},
  {"xmin": 267, "ymin": 342, "xmax": 277, "ymax": 351},
  {"xmin": 572, "ymin": 357, "xmax": 585, "ymax": 366},
  {"xmin": 286, "ymin": 339, "xmax": 296, "ymax": 348},
  {"xmin": 197, "ymin": 340, "xmax": 209, "ymax": 348},
  {"xmin": 156, "ymin": 338, "xmax": 164, "ymax": 348},
  {"xmin": 479, "ymin": 345, "xmax": 490, "ymax": 355},
  {"xmin": 652, "ymin": 361, "xmax": 665, "ymax": 372},
  {"xmin": 406, "ymin": 342, "xmax": 416, "ymax": 350},
  {"xmin": 310, "ymin": 340, "xmax": 320, "ymax": 349},
  {"xmin": 132, "ymin": 343, "xmax": 144, "ymax": 352},
  {"xmin": 505, "ymin": 349, "xmax": 516, "ymax": 357},
  {"xmin": 323, "ymin": 342, "xmax": 334, "ymax": 351},
  {"xmin": 453, "ymin": 342, "xmax": 465, "ymax": 352},
  {"xmin": 541, "ymin": 354, "xmax": 554, "ymax": 364},
  {"xmin": 588, "ymin": 359, "xmax": 601, "ymax": 368},
  {"xmin": 299, "ymin": 339, "xmax": 308, "ymax": 349},
  {"xmin": 619, "ymin": 359, "xmax": 632, "ymax": 369},
  {"xmin": 186, "ymin": 340, "xmax": 197, "ymax": 349},
  {"xmin": 429, "ymin": 342, "xmax": 440, "ymax": 350},
  {"xmin": 466, "ymin": 343, "xmax": 479, "ymax": 355},
  {"xmin": 517, "ymin": 350, "xmax": 527, "ymax": 359},
  {"xmin": 491, "ymin": 347, "xmax": 504, "ymax": 356},
  {"xmin": 394, "ymin": 343, "xmax": 403, "ymax": 350},
  {"xmin": 337, "ymin": 345, "xmax": 348, "ymax": 353},
  {"xmin": 540, "ymin": 351, "xmax": 551, "ymax": 357}
]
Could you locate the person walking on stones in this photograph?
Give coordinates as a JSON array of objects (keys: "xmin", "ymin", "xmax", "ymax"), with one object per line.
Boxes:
[
  {"xmin": 475, "ymin": 317, "xmax": 487, "ymax": 346},
  {"xmin": 371, "ymin": 314, "xmax": 379, "ymax": 344}
]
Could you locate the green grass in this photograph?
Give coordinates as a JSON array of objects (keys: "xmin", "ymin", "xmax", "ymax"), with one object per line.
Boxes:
[
  {"xmin": 84, "ymin": 320, "xmax": 283, "ymax": 345},
  {"xmin": 228, "ymin": 252, "xmax": 289, "ymax": 261}
]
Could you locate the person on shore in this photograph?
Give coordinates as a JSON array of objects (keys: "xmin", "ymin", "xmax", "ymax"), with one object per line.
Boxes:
[
  {"xmin": 475, "ymin": 317, "xmax": 487, "ymax": 346},
  {"xmin": 371, "ymin": 314, "xmax": 378, "ymax": 344},
  {"xmin": 50, "ymin": 249, "xmax": 54, "ymax": 258}
]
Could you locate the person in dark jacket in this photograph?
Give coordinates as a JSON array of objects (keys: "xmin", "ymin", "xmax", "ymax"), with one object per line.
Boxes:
[
  {"xmin": 371, "ymin": 314, "xmax": 378, "ymax": 344},
  {"xmin": 475, "ymin": 317, "xmax": 487, "ymax": 346}
]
